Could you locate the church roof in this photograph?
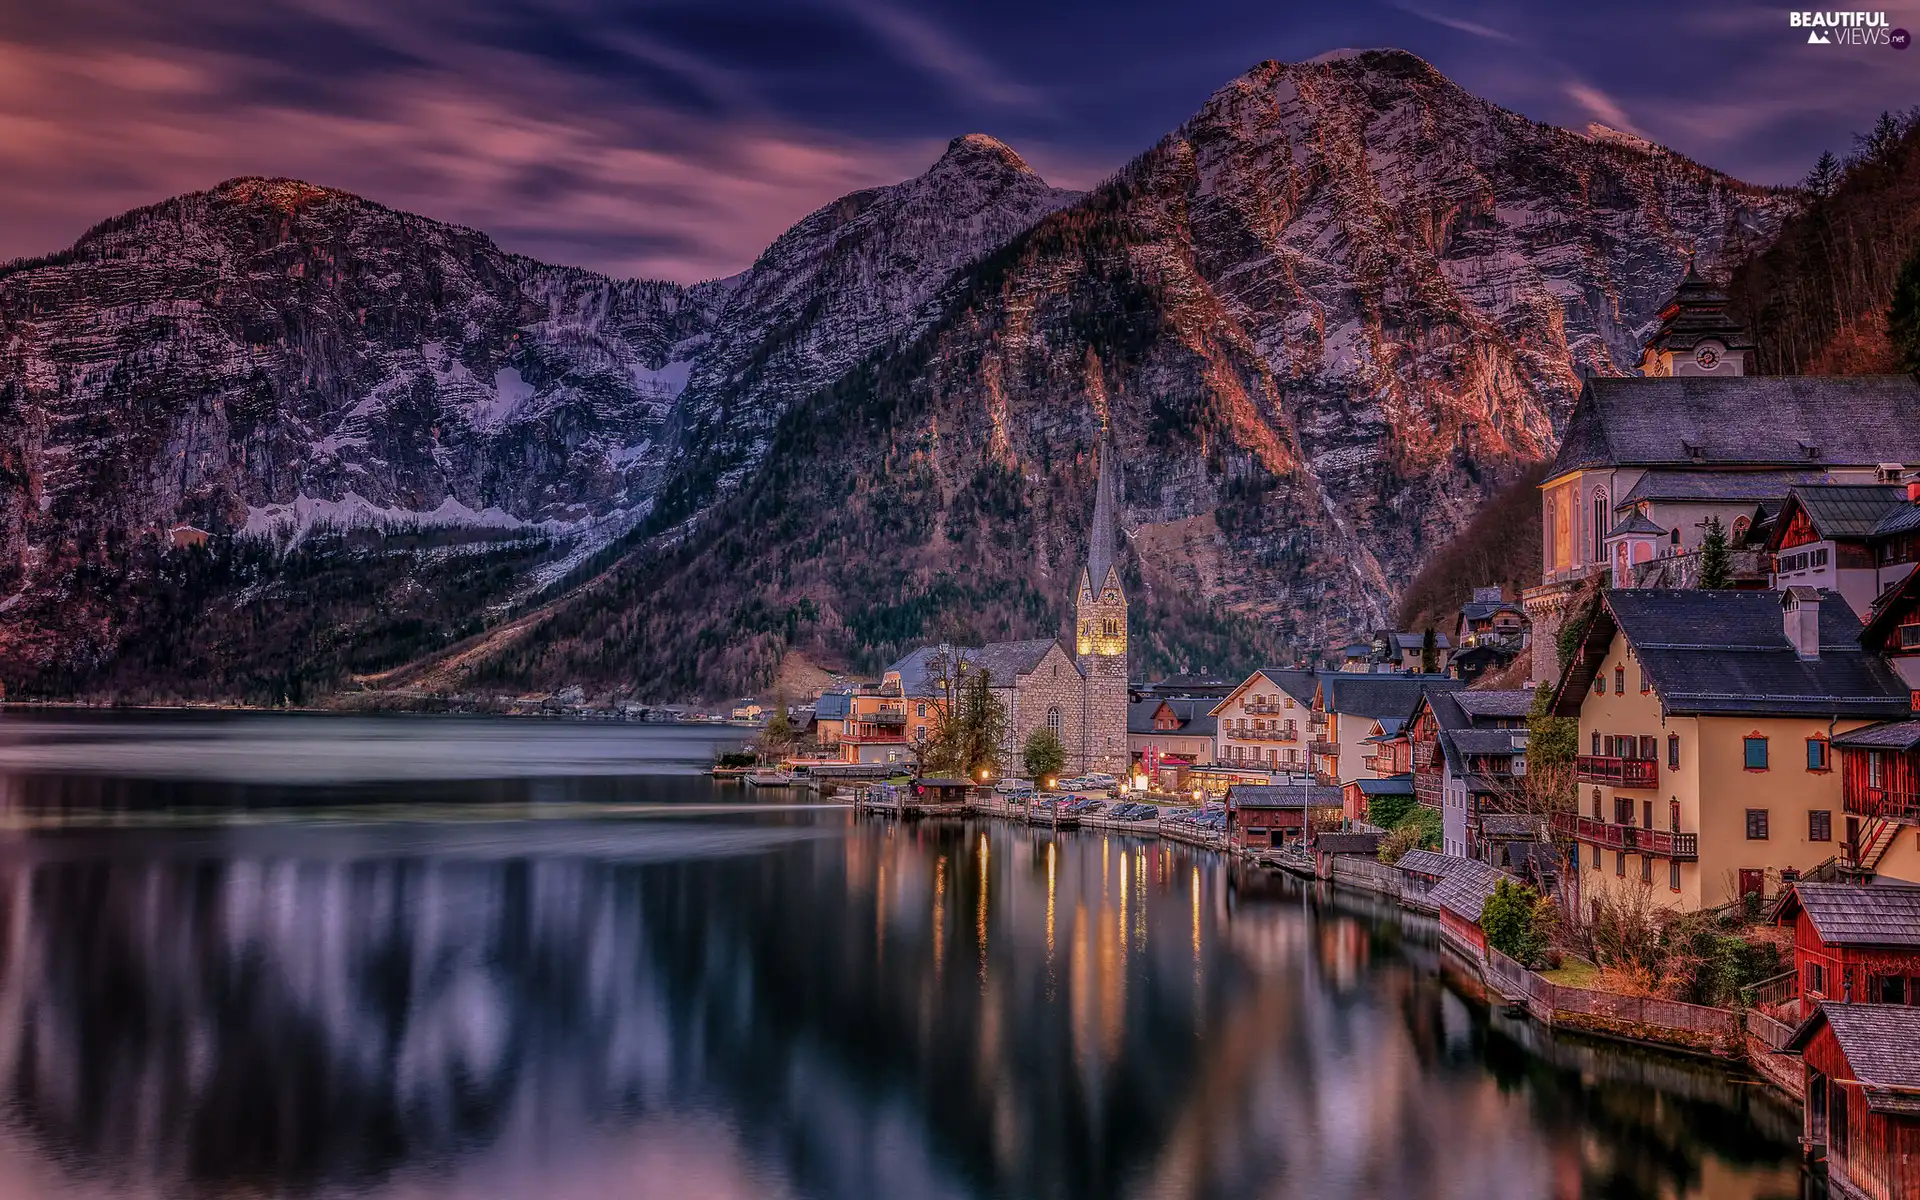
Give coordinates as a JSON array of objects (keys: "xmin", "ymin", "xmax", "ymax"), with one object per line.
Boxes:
[
  {"xmin": 1549, "ymin": 375, "xmax": 1920, "ymax": 479},
  {"xmin": 1082, "ymin": 428, "xmax": 1123, "ymax": 593},
  {"xmin": 1642, "ymin": 265, "xmax": 1755, "ymax": 355},
  {"xmin": 885, "ymin": 639, "xmax": 1068, "ymax": 696}
]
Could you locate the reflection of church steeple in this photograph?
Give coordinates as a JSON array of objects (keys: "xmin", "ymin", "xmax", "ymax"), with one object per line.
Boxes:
[{"xmin": 1639, "ymin": 260, "xmax": 1754, "ymax": 377}]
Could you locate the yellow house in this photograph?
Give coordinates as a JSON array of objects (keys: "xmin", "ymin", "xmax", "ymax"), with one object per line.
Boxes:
[{"xmin": 1550, "ymin": 587, "xmax": 1911, "ymax": 913}]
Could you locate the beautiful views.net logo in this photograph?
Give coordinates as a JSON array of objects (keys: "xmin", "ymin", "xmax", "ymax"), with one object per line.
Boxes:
[{"xmin": 1788, "ymin": 11, "xmax": 1909, "ymax": 46}]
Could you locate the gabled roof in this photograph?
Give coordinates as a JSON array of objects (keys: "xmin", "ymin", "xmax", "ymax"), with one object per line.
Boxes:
[
  {"xmin": 1606, "ymin": 511, "xmax": 1669, "ymax": 539},
  {"xmin": 1355, "ymin": 776, "xmax": 1413, "ymax": 795},
  {"xmin": 1788, "ymin": 1003, "xmax": 1920, "ymax": 1113},
  {"xmin": 1459, "ymin": 598, "xmax": 1524, "ymax": 622},
  {"xmin": 885, "ymin": 639, "xmax": 1067, "ymax": 696},
  {"xmin": 1427, "ymin": 858, "xmax": 1506, "ymax": 922},
  {"xmin": 813, "ymin": 692, "xmax": 853, "ymax": 720},
  {"xmin": 1480, "ymin": 814, "xmax": 1543, "ymax": 839},
  {"xmin": 1447, "ymin": 728, "xmax": 1529, "ymax": 756},
  {"xmin": 1775, "ymin": 882, "xmax": 1920, "ymax": 947},
  {"xmin": 1768, "ymin": 484, "xmax": 1911, "ymax": 550},
  {"xmin": 1324, "ymin": 674, "xmax": 1464, "ymax": 720},
  {"xmin": 1874, "ymin": 501, "xmax": 1920, "ymax": 538},
  {"xmin": 1861, "ymin": 563, "xmax": 1920, "ymax": 654},
  {"xmin": 1548, "ymin": 375, "xmax": 1920, "ymax": 479},
  {"xmin": 1550, "ymin": 589, "xmax": 1911, "ymax": 720},
  {"xmin": 1831, "ymin": 719, "xmax": 1920, "ymax": 751},
  {"xmin": 1129, "ymin": 697, "xmax": 1218, "ymax": 737},
  {"xmin": 1227, "ymin": 784, "xmax": 1343, "ymax": 809},
  {"xmin": 1452, "ymin": 690, "xmax": 1536, "ymax": 720},
  {"xmin": 1395, "ymin": 849, "xmax": 1462, "ymax": 879},
  {"xmin": 1208, "ymin": 668, "xmax": 1321, "ymax": 716}
]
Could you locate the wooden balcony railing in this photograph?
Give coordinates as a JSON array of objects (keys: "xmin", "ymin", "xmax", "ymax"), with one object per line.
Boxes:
[
  {"xmin": 1845, "ymin": 784, "xmax": 1920, "ymax": 823},
  {"xmin": 872, "ymin": 708, "xmax": 908, "ymax": 727},
  {"xmin": 1308, "ymin": 740, "xmax": 1339, "ymax": 757},
  {"xmin": 1575, "ymin": 755, "xmax": 1658, "ymax": 788},
  {"xmin": 1551, "ymin": 812, "xmax": 1696, "ymax": 859},
  {"xmin": 1412, "ymin": 744, "xmax": 1437, "ymax": 768}
]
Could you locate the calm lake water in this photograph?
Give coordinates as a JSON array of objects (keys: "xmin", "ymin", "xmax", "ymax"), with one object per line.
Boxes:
[{"xmin": 0, "ymin": 714, "xmax": 1810, "ymax": 1199}]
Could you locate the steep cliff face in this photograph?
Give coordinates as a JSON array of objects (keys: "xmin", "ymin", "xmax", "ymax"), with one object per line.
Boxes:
[{"xmin": 0, "ymin": 51, "xmax": 1796, "ymax": 700}]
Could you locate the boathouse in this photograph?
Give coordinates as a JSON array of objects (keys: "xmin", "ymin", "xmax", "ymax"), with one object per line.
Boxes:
[
  {"xmin": 1787, "ymin": 1001, "xmax": 1920, "ymax": 1200},
  {"xmin": 1225, "ymin": 783, "xmax": 1341, "ymax": 849},
  {"xmin": 1772, "ymin": 883, "xmax": 1920, "ymax": 1013}
]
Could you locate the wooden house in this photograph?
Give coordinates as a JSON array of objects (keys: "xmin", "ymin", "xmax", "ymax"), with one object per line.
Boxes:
[
  {"xmin": 1786, "ymin": 1002, "xmax": 1920, "ymax": 1200},
  {"xmin": 1766, "ymin": 484, "xmax": 1920, "ymax": 620},
  {"xmin": 1832, "ymin": 719, "xmax": 1920, "ymax": 882},
  {"xmin": 1859, "ymin": 563, "xmax": 1920, "ymax": 692},
  {"xmin": 1224, "ymin": 783, "xmax": 1343, "ymax": 849},
  {"xmin": 1773, "ymin": 883, "xmax": 1920, "ymax": 1018}
]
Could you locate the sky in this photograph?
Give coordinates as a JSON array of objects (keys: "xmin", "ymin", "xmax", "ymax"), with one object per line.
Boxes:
[{"xmin": 0, "ymin": 0, "xmax": 1915, "ymax": 282}]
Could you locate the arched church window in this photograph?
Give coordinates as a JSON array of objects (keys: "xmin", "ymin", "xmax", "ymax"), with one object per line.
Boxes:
[
  {"xmin": 1046, "ymin": 707, "xmax": 1062, "ymax": 738},
  {"xmin": 1592, "ymin": 490, "xmax": 1608, "ymax": 562}
]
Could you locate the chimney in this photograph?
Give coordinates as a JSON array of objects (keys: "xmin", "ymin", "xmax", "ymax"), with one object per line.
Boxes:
[
  {"xmin": 1783, "ymin": 587, "xmax": 1821, "ymax": 658},
  {"xmin": 1907, "ymin": 477, "xmax": 1920, "ymax": 504}
]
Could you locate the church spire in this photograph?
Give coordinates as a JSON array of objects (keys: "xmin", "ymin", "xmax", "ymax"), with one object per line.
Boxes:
[{"xmin": 1084, "ymin": 425, "xmax": 1121, "ymax": 594}]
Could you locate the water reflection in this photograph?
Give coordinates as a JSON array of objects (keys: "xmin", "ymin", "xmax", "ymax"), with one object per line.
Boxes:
[{"xmin": 0, "ymin": 807, "xmax": 1804, "ymax": 1200}]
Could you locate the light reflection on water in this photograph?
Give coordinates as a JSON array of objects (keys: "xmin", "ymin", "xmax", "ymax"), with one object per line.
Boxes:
[{"xmin": 0, "ymin": 716, "xmax": 1809, "ymax": 1200}]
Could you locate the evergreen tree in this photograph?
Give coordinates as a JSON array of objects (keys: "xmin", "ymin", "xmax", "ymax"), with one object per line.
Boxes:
[
  {"xmin": 1023, "ymin": 727, "xmax": 1067, "ymax": 785},
  {"xmin": 1697, "ymin": 516, "xmax": 1733, "ymax": 589},
  {"xmin": 1419, "ymin": 627, "xmax": 1438, "ymax": 674},
  {"xmin": 1803, "ymin": 150, "xmax": 1841, "ymax": 198},
  {"xmin": 1890, "ymin": 244, "xmax": 1920, "ymax": 374}
]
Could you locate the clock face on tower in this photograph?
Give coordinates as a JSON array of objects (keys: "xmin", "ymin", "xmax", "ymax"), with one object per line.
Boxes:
[{"xmin": 1695, "ymin": 346, "xmax": 1719, "ymax": 369}]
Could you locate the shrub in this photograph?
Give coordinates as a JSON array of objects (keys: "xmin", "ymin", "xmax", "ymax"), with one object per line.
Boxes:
[{"xmin": 1481, "ymin": 879, "xmax": 1557, "ymax": 967}]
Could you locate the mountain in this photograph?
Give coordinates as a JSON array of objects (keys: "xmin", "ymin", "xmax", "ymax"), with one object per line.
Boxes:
[{"xmin": 0, "ymin": 50, "xmax": 1794, "ymax": 702}]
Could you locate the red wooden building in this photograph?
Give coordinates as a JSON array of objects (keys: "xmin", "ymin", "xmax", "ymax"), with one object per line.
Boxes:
[
  {"xmin": 1786, "ymin": 1002, "xmax": 1920, "ymax": 1200},
  {"xmin": 1225, "ymin": 784, "xmax": 1343, "ymax": 849},
  {"xmin": 1772, "ymin": 883, "xmax": 1920, "ymax": 1015},
  {"xmin": 1831, "ymin": 718, "xmax": 1920, "ymax": 876}
]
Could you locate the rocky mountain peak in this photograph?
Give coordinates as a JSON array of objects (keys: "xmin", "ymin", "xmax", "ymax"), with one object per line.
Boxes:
[{"xmin": 931, "ymin": 133, "xmax": 1038, "ymax": 179}]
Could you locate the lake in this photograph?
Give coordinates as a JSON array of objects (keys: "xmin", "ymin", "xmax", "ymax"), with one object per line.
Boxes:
[{"xmin": 0, "ymin": 714, "xmax": 1809, "ymax": 1199}]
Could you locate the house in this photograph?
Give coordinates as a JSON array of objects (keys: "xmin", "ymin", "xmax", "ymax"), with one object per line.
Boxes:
[
  {"xmin": 1225, "ymin": 783, "xmax": 1343, "ymax": 849},
  {"xmin": 1549, "ymin": 588, "xmax": 1912, "ymax": 913},
  {"xmin": 1520, "ymin": 271, "xmax": 1920, "ymax": 682},
  {"xmin": 1421, "ymin": 854, "xmax": 1506, "ymax": 957},
  {"xmin": 1337, "ymin": 643, "xmax": 1374, "ymax": 672},
  {"xmin": 1405, "ymin": 689, "xmax": 1532, "ymax": 859},
  {"xmin": 1128, "ymin": 697, "xmax": 1217, "ymax": 783},
  {"xmin": 1449, "ymin": 643, "xmax": 1521, "ymax": 683},
  {"xmin": 1773, "ymin": 883, "xmax": 1920, "ymax": 1015},
  {"xmin": 1316, "ymin": 673, "xmax": 1464, "ymax": 787},
  {"xmin": 1860, "ymin": 564, "xmax": 1920, "ymax": 691},
  {"xmin": 810, "ymin": 691, "xmax": 853, "ymax": 746},
  {"xmin": 1208, "ymin": 669, "xmax": 1319, "ymax": 773},
  {"xmin": 1455, "ymin": 586, "xmax": 1528, "ymax": 649},
  {"xmin": 1785, "ymin": 1002, "xmax": 1920, "ymax": 1200},
  {"xmin": 1831, "ymin": 718, "xmax": 1920, "ymax": 883},
  {"xmin": 1767, "ymin": 484, "xmax": 1920, "ymax": 620},
  {"xmin": 1344, "ymin": 775, "xmax": 1412, "ymax": 826},
  {"xmin": 1372, "ymin": 630, "xmax": 1452, "ymax": 673}
]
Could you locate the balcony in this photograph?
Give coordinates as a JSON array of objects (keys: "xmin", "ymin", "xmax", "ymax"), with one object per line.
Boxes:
[
  {"xmin": 1845, "ymin": 784, "xmax": 1920, "ymax": 823},
  {"xmin": 842, "ymin": 729, "xmax": 908, "ymax": 744},
  {"xmin": 1244, "ymin": 703, "xmax": 1281, "ymax": 715},
  {"xmin": 1551, "ymin": 813, "xmax": 1697, "ymax": 859},
  {"xmin": 872, "ymin": 707, "xmax": 908, "ymax": 727},
  {"xmin": 1575, "ymin": 755, "xmax": 1658, "ymax": 788},
  {"xmin": 1308, "ymin": 740, "xmax": 1339, "ymax": 757}
]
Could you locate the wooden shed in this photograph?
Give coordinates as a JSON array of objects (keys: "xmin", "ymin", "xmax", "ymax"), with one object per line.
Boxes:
[{"xmin": 1787, "ymin": 1002, "xmax": 1920, "ymax": 1200}]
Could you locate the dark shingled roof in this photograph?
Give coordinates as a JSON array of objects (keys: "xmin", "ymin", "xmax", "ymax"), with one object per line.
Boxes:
[
  {"xmin": 1552, "ymin": 589, "xmax": 1911, "ymax": 720},
  {"xmin": 1325, "ymin": 674, "xmax": 1464, "ymax": 720},
  {"xmin": 813, "ymin": 692, "xmax": 852, "ymax": 720},
  {"xmin": 1619, "ymin": 468, "xmax": 1828, "ymax": 507},
  {"xmin": 1779, "ymin": 883, "xmax": 1920, "ymax": 947},
  {"xmin": 1228, "ymin": 784, "xmax": 1343, "ymax": 809},
  {"xmin": 1452, "ymin": 691, "xmax": 1536, "ymax": 719},
  {"xmin": 1480, "ymin": 814, "xmax": 1543, "ymax": 839},
  {"xmin": 1789, "ymin": 1003, "xmax": 1920, "ymax": 1113},
  {"xmin": 1395, "ymin": 849, "xmax": 1462, "ymax": 879},
  {"xmin": 1129, "ymin": 698, "xmax": 1218, "ymax": 737},
  {"xmin": 1832, "ymin": 719, "xmax": 1920, "ymax": 751},
  {"xmin": 1606, "ymin": 511, "xmax": 1669, "ymax": 538},
  {"xmin": 1315, "ymin": 832, "xmax": 1383, "ymax": 855},
  {"xmin": 1642, "ymin": 267, "xmax": 1754, "ymax": 355},
  {"xmin": 886, "ymin": 640, "xmax": 1065, "ymax": 696},
  {"xmin": 1356, "ymin": 776, "xmax": 1414, "ymax": 795},
  {"xmin": 1874, "ymin": 502, "xmax": 1920, "ymax": 538},
  {"xmin": 1447, "ymin": 728, "xmax": 1529, "ymax": 756},
  {"xmin": 1549, "ymin": 375, "xmax": 1920, "ymax": 478},
  {"xmin": 1781, "ymin": 484, "xmax": 1911, "ymax": 541},
  {"xmin": 1427, "ymin": 858, "xmax": 1506, "ymax": 922}
]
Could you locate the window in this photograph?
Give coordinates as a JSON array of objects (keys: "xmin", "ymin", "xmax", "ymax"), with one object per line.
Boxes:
[
  {"xmin": 1046, "ymin": 707, "xmax": 1062, "ymax": 738},
  {"xmin": 1744, "ymin": 735, "xmax": 1769, "ymax": 771},
  {"xmin": 916, "ymin": 703, "xmax": 926, "ymax": 718},
  {"xmin": 1592, "ymin": 788, "xmax": 1603, "ymax": 819},
  {"xmin": 1639, "ymin": 668, "xmax": 1650, "ymax": 694},
  {"xmin": 1807, "ymin": 960, "xmax": 1825, "ymax": 996},
  {"xmin": 1669, "ymin": 800, "xmax": 1680, "ymax": 832},
  {"xmin": 1592, "ymin": 847, "xmax": 1601, "ymax": 872},
  {"xmin": 1746, "ymin": 809, "xmax": 1770, "ymax": 840},
  {"xmin": 1869, "ymin": 750, "xmax": 1884, "ymax": 787},
  {"xmin": 1615, "ymin": 797, "xmax": 1632, "ymax": 824},
  {"xmin": 1639, "ymin": 735, "xmax": 1658, "ymax": 761},
  {"xmin": 1615, "ymin": 851, "xmax": 1626, "ymax": 876},
  {"xmin": 1593, "ymin": 491, "xmax": 1608, "ymax": 561},
  {"xmin": 1642, "ymin": 799, "xmax": 1653, "ymax": 829},
  {"xmin": 1900, "ymin": 623, "xmax": 1920, "ymax": 650},
  {"xmin": 1806, "ymin": 737, "xmax": 1830, "ymax": 772},
  {"xmin": 1591, "ymin": 732, "xmax": 1602, "ymax": 756},
  {"xmin": 1668, "ymin": 734, "xmax": 1680, "ymax": 770},
  {"xmin": 1810, "ymin": 810, "xmax": 1832, "ymax": 842},
  {"xmin": 1669, "ymin": 861, "xmax": 1681, "ymax": 891},
  {"xmin": 1878, "ymin": 975, "xmax": 1909, "ymax": 1004},
  {"xmin": 1284, "ymin": 697, "xmax": 1294, "ymax": 709},
  {"xmin": 1593, "ymin": 675, "xmax": 1605, "ymax": 696},
  {"xmin": 1569, "ymin": 845, "xmax": 1580, "ymax": 871},
  {"xmin": 1640, "ymin": 855, "xmax": 1652, "ymax": 883},
  {"xmin": 1614, "ymin": 665, "xmax": 1625, "ymax": 694}
]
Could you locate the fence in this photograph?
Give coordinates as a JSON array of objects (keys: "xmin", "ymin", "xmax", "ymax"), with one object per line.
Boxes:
[
  {"xmin": 1482, "ymin": 946, "xmax": 1742, "ymax": 1048},
  {"xmin": 1329, "ymin": 855, "xmax": 1406, "ymax": 900},
  {"xmin": 1745, "ymin": 1008, "xmax": 1799, "ymax": 1053}
]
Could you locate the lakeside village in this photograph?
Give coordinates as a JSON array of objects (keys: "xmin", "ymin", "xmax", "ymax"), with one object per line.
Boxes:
[{"xmin": 729, "ymin": 271, "xmax": 1920, "ymax": 1200}]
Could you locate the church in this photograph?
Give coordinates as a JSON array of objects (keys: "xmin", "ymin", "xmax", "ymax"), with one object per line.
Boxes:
[{"xmin": 877, "ymin": 431, "xmax": 1131, "ymax": 776}]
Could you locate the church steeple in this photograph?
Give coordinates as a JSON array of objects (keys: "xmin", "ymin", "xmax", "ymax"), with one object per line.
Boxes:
[
  {"xmin": 1639, "ymin": 261, "xmax": 1755, "ymax": 377},
  {"xmin": 1081, "ymin": 425, "xmax": 1123, "ymax": 601}
]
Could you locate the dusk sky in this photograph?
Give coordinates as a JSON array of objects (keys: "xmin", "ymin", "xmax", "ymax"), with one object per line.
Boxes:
[{"xmin": 2, "ymin": 0, "xmax": 1915, "ymax": 282}]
